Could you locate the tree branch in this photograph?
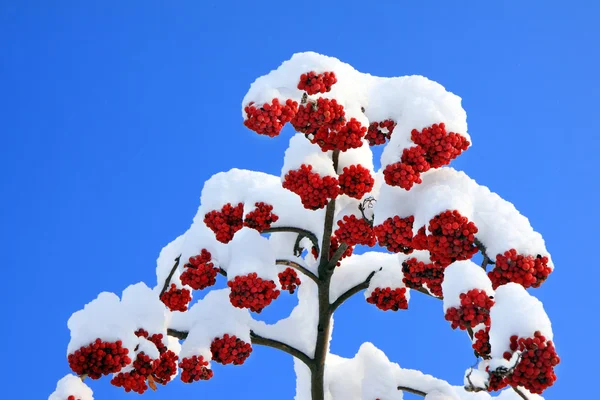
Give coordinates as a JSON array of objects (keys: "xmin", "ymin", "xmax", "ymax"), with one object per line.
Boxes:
[
  {"xmin": 263, "ymin": 227, "xmax": 320, "ymax": 256},
  {"xmin": 276, "ymin": 259, "xmax": 319, "ymax": 284},
  {"xmin": 160, "ymin": 255, "xmax": 181, "ymax": 297},
  {"xmin": 329, "ymin": 270, "xmax": 377, "ymax": 314},
  {"xmin": 511, "ymin": 386, "xmax": 529, "ymax": 400},
  {"xmin": 325, "ymin": 242, "xmax": 349, "ymax": 271},
  {"xmin": 474, "ymin": 238, "xmax": 494, "ymax": 268},
  {"xmin": 397, "ymin": 386, "xmax": 427, "ymax": 397},
  {"xmin": 318, "ymin": 150, "xmax": 340, "ymax": 277}
]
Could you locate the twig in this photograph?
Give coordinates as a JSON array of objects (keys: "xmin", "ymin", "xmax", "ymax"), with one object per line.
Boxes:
[
  {"xmin": 325, "ymin": 242, "xmax": 349, "ymax": 271},
  {"xmin": 276, "ymin": 259, "xmax": 319, "ymax": 284},
  {"xmin": 293, "ymin": 233, "xmax": 305, "ymax": 256},
  {"xmin": 329, "ymin": 270, "xmax": 377, "ymax": 314},
  {"xmin": 511, "ymin": 386, "xmax": 529, "ymax": 400},
  {"xmin": 160, "ymin": 255, "xmax": 181, "ymax": 297},
  {"xmin": 263, "ymin": 227, "xmax": 320, "ymax": 256},
  {"xmin": 397, "ymin": 386, "xmax": 427, "ymax": 397},
  {"xmin": 474, "ymin": 238, "xmax": 494, "ymax": 268}
]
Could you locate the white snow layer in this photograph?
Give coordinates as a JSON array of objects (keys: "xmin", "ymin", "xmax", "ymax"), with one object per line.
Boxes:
[
  {"xmin": 49, "ymin": 374, "xmax": 94, "ymax": 400},
  {"xmin": 442, "ymin": 261, "xmax": 494, "ymax": 311}
]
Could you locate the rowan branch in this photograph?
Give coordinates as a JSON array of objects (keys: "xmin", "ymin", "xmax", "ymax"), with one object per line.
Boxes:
[
  {"xmin": 474, "ymin": 238, "xmax": 494, "ymax": 268},
  {"xmin": 160, "ymin": 255, "xmax": 181, "ymax": 297},
  {"xmin": 511, "ymin": 386, "xmax": 529, "ymax": 400},
  {"xmin": 325, "ymin": 242, "xmax": 349, "ymax": 271},
  {"xmin": 397, "ymin": 386, "xmax": 427, "ymax": 397},
  {"xmin": 318, "ymin": 150, "xmax": 340, "ymax": 277},
  {"xmin": 263, "ymin": 227, "xmax": 320, "ymax": 256},
  {"xmin": 276, "ymin": 259, "xmax": 319, "ymax": 284},
  {"xmin": 329, "ymin": 270, "xmax": 377, "ymax": 314}
]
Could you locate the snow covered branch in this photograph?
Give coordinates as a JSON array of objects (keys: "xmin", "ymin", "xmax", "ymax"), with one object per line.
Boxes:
[
  {"xmin": 329, "ymin": 270, "xmax": 377, "ymax": 314},
  {"xmin": 263, "ymin": 226, "xmax": 320, "ymax": 256}
]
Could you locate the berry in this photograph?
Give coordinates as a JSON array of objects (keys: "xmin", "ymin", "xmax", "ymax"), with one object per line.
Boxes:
[
  {"xmin": 383, "ymin": 162, "xmax": 421, "ymax": 190},
  {"xmin": 402, "ymin": 257, "xmax": 444, "ymax": 297},
  {"xmin": 488, "ymin": 250, "xmax": 551, "ymax": 289},
  {"xmin": 278, "ymin": 268, "xmax": 301, "ymax": 294},
  {"xmin": 297, "ymin": 71, "xmax": 337, "ymax": 95},
  {"xmin": 160, "ymin": 284, "xmax": 192, "ymax": 312},
  {"xmin": 335, "ymin": 214, "xmax": 376, "ymax": 247},
  {"xmin": 204, "ymin": 202, "xmax": 244, "ymax": 243},
  {"xmin": 111, "ymin": 351, "xmax": 158, "ymax": 394},
  {"xmin": 310, "ymin": 118, "xmax": 366, "ymax": 152},
  {"xmin": 67, "ymin": 397, "xmax": 80, "ymax": 400},
  {"xmin": 282, "ymin": 164, "xmax": 339, "ymax": 210},
  {"xmin": 338, "ymin": 164, "xmax": 374, "ymax": 199},
  {"xmin": 401, "ymin": 145, "xmax": 431, "ymax": 173},
  {"xmin": 291, "ymin": 98, "xmax": 345, "ymax": 134},
  {"xmin": 473, "ymin": 327, "xmax": 491, "ymax": 358},
  {"xmin": 412, "ymin": 226, "xmax": 429, "ymax": 250},
  {"xmin": 181, "ymin": 250, "xmax": 219, "ymax": 291},
  {"xmin": 444, "ymin": 289, "xmax": 494, "ymax": 330},
  {"xmin": 366, "ymin": 119, "xmax": 395, "ymax": 146},
  {"xmin": 487, "ymin": 369, "xmax": 509, "ymax": 392},
  {"xmin": 427, "ymin": 210, "xmax": 478, "ymax": 267},
  {"xmin": 373, "ymin": 215, "xmax": 415, "ymax": 254},
  {"xmin": 227, "ymin": 273, "xmax": 280, "ymax": 313},
  {"xmin": 210, "ymin": 334, "xmax": 253, "ymax": 365},
  {"xmin": 179, "ymin": 355, "xmax": 213, "ymax": 383},
  {"xmin": 243, "ymin": 98, "xmax": 298, "ymax": 137},
  {"xmin": 152, "ymin": 350, "xmax": 178, "ymax": 384},
  {"xmin": 68, "ymin": 339, "xmax": 131, "ymax": 379},
  {"xmin": 244, "ymin": 202, "xmax": 279, "ymax": 232},
  {"xmin": 366, "ymin": 287, "xmax": 408, "ymax": 311},
  {"xmin": 411, "ymin": 123, "xmax": 470, "ymax": 168}
]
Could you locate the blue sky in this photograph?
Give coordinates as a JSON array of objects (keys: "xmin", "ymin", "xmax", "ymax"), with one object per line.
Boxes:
[{"xmin": 1, "ymin": 1, "xmax": 598, "ymax": 399}]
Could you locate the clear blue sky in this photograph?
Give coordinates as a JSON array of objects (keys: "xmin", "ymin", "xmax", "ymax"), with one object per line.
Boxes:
[{"xmin": 1, "ymin": 1, "xmax": 597, "ymax": 399}]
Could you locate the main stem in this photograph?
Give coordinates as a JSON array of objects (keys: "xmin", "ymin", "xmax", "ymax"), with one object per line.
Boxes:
[{"xmin": 311, "ymin": 150, "xmax": 340, "ymax": 400}]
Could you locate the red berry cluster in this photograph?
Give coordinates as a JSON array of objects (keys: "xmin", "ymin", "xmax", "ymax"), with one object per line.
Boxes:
[
  {"xmin": 338, "ymin": 164, "xmax": 374, "ymax": 199},
  {"xmin": 502, "ymin": 332, "xmax": 560, "ymax": 394},
  {"xmin": 68, "ymin": 339, "xmax": 131, "ymax": 379},
  {"xmin": 473, "ymin": 327, "xmax": 491, "ymax": 358},
  {"xmin": 373, "ymin": 215, "xmax": 415, "ymax": 254},
  {"xmin": 160, "ymin": 284, "xmax": 192, "ymax": 312},
  {"xmin": 412, "ymin": 226, "xmax": 429, "ymax": 250},
  {"xmin": 210, "ymin": 334, "xmax": 253, "ymax": 365},
  {"xmin": 227, "ymin": 273, "xmax": 280, "ymax": 313},
  {"xmin": 311, "ymin": 118, "xmax": 366, "ymax": 152},
  {"xmin": 411, "ymin": 123, "xmax": 470, "ymax": 168},
  {"xmin": 365, "ymin": 120, "xmax": 395, "ymax": 146},
  {"xmin": 243, "ymin": 99, "xmax": 298, "ymax": 137},
  {"xmin": 67, "ymin": 397, "xmax": 80, "ymax": 400},
  {"xmin": 204, "ymin": 202, "xmax": 244, "ymax": 243},
  {"xmin": 334, "ymin": 214, "xmax": 376, "ymax": 247},
  {"xmin": 181, "ymin": 250, "xmax": 218, "ymax": 291},
  {"xmin": 179, "ymin": 355, "xmax": 213, "ymax": 383},
  {"xmin": 401, "ymin": 257, "xmax": 444, "ymax": 298},
  {"xmin": 278, "ymin": 268, "xmax": 301, "ymax": 294},
  {"xmin": 383, "ymin": 162, "xmax": 421, "ymax": 190},
  {"xmin": 444, "ymin": 289, "xmax": 494, "ymax": 330},
  {"xmin": 488, "ymin": 250, "xmax": 551, "ymax": 289},
  {"xmin": 427, "ymin": 210, "xmax": 478, "ymax": 267},
  {"xmin": 134, "ymin": 330, "xmax": 178, "ymax": 385},
  {"xmin": 111, "ymin": 351, "xmax": 158, "ymax": 394},
  {"xmin": 297, "ymin": 71, "xmax": 337, "ymax": 95},
  {"xmin": 366, "ymin": 287, "xmax": 408, "ymax": 311},
  {"xmin": 243, "ymin": 202, "xmax": 279, "ymax": 232},
  {"xmin": 291, "ymin": 98, "xmax": 345, "ymax": 134},
  {"xmin": 283, "ymin": 164, "xmax": 339, "ymax": 210},
  {"xmin": 487, "ymin": 368, "xmax": 509, "ymax": 392}
]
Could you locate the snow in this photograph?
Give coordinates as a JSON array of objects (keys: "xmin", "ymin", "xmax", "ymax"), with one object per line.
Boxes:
[
  {"xmin": 226, "ymin": 228, "xmax": 279, "ymax": 283},
  {"xmin": 121, "ymin": 282, "xmax": 169, "ymax": 335},
  {"xmin": 442, "ymin": 261, "xmax": 494, "ymax": 311},
  {"xmin": 49, "ymin": 375, "xmax": 94, "ymax": 400},
  {"xmin": 283, "ymin": 133, "xmax": 337, "ymax": 177}
]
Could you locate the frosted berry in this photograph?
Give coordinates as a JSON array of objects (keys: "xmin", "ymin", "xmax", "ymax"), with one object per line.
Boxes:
[
  {"xmin": 366, "ymin": 287, "xmax": 408, "ymax": 311},
  {"xmin": 412, "ymin": 226, "xmax": 429, "ymax": 250},
  {"xmin": 310, "ymin": 118, "xmax": 366, "ymax": 152},
  {"xmin": 204, "ymin": 202, "xmax": 244, "ymax": 243},
  {"xmin": 278, "ymin": 268, "xmax": 301, "ymax": 294},
  {"xmin": 335, "ymin": 214, "xmax": 376, "ymax": 247},
  {"xmin": 211, "ymin": 334, "xmax": 253, "ymax": 365},
  {"xmin": 160, "ymin": 284, "xmax": 192, "ymax": 312},
  {"xmin": 152, "ymin": 349, "xmax": 178, "ymax": 384},
  {"xmin": 244, "ymin": 202, "xmax": 279, "ymax": 232},
  {"xmin": 402, "ymin": 257, "xmax": 444, "ymax": 298},
  {"xmin": 383, "ymin": 162, "xmax": 421, "ymax": 190},
  {"xmin": 111, "ymin": 351, "xmax": 158, "ymax": 394},
  {"xmin": 179, "ymin": 355, "xmax": 213, "ymax": 383},
  {"xmin": 427, "ymin": 210, "xmax": 478, "ymax": 267},
  {"xmin": 228, "ymin": 273, "xmax": 280, "ymax": 313},
  {"xmin": 473, "ymin": 327, "xmax": 491, "ymax": 358},
  {"xmin": 487, "ymin": 368, "xmax": 509, "ymax": 392},
  {"xmin": 373, "ymin": 215, "xmax": 415, "ymax": 254},
  {"xmin": 244, "ymin": 98, "xmax": 298, "ymax": 137},
  {"xmin": 338, "ymin": 164, "xmax": 374, "ymax": 199},
  {"xmin": 297, "ymin": 71, "xmax": 337, "ymax": 95},
  {"xmin": 291, "ymin": 98, "xmax": 345, "ymax": 134},
  {"xmin": 181, "ymin": 249, "xmax": 219, "ymax": 291},
  {"xmin": 283, "ymin": 164, "xmax": 339, "ymax": 210},
  {"xmin": 488, "ymin": 250, "xmax": 551, "ymax": 289},
  {"xmin": 366, "ymin": 119, "xmax": 395, "ymax": 146},
  {"xmin": 68, "ymin": 339, "xmax": 131, "ymax": 379},
  {"xmin": 411, "ymin": 123, "xmax": 470, "ymax": 168},
  {"xmin": 444, "ymin": 289, "xmax": 494, "ymax": 330},
  {"xmin": 401, "ymin": 145, "xmax": 431, "ymax": 173}
]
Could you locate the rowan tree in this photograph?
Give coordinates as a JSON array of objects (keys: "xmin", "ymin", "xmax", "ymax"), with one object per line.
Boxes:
[{"xmin": 50, "ymin": 53, "xmax": 559, "ymax": 400}]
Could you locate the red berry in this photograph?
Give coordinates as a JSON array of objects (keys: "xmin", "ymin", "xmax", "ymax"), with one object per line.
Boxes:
[
  {"xmin": 204, "ymin": 202, "xmax": 244, "ymax": 243},
  {"xmin": 179, "ymin": 355, "xmax": 213, "ymax": 383},
  {"xmin": 297, "ymin": 71, "xmax": 337, "ymax": 95},
  {"xmin": 67, "ymin": 339, "xmax": 131, "ymax": 379},
  {"xmin": 244, "ymin": 202, "xmax": 279, "ymax": 232},
  {"xmin": 160, "ymin": 284, "xmax": 192, "ymax": 312},
  {"xmin": 444, "ymin": 289, "xmax": 494, "ymax": 330},
  {"xmin": 411, "ymin": 123, "xmax": 470, "ymax": 168},
  {"xmin": 427, "ymin": 210, "xmax": 478, "ymax": 267},
  {"xmin": 211, "ymin": 334, "xmax": 253, "ymax": 365},
  {"xmin": 401, "ymin": 145, "xmax": 431, "ymax": 173},
  {"xmin": 338, "ymin": 164, "xmax": 374, "ymax": 199},
  {"xmin": 488, "ymin": 250, "xmax": 551, "ymax": 289},
  {"xmin": 181, "ymin": 250, "xmax": 219, "ymax": 291},
  {"xmin": 310, "ymin": 118, "xmax": 366, "ymax": 152},
  {"xmin": 152, "ymin": 349, "xmax": 178, "ymax": 385},
  {"xmin": 402, "ymin": 257, "xmax": 444, "ymax": 297},
  {"xmin": 291, "ymin": 98, "xmax": 345, "ymax": 134},
  {"xmin": 473, "ymin": 327, "xmax": 491, "ymax": 358},
  {"xmin": 282, "ymin": 164, "xmax": 339, "ymax": 210},
  {"xmin": 278, "ymin": 268, "xmax": 301, "ymax": 294},
  {"xmin": 366, "ymin": 119, "xmax": 395, "ymax": 146},
  {"xmin": 335, "ymin": 214, "xmax": 376, "ymax": 247},
  {"xmin": 244, "ymin": 98, "xmax": 298, "ymax": 137},
  {"xmin": 373, "ymin": 216, "xmax": 415, "ymax": 254},
  {"xmin": 383, "ymin": 162, "xmax": 421, "ymax": 190},
  {"xmin": 366, "ymin": 287, "xmax": 408, "ymax": 311},
  {"xmin": 412, "ymin": 226, "xmax": 429, "ymax": 250},
  {"xmin": 111, "ymin": 351, "xmax": 158, "ymax": 394},
  {"xmin": 227, "ymin": 273, "xmax": 280, "ymax": 313}
]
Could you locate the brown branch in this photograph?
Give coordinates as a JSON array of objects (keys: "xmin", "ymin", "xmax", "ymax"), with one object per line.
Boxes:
[
  {"xmin": 474, "ymin": 238, "xmax": 494, "ymax": 268},
  {"xmin": 325, "ymin": 242, "xmax": 349, "ymax": 271},
  {"xmin": 397, "ymin": 386, "xmax": 427, "ymax": 397},
  {"xmin": 276, "ymin": 259, "xmax": 319, "ymax": 284},
  {"xmin": 263, "ymin": 227, "xmax": 320, "ymax": 256},
  {"xmin": 511, "ymin": 386, "xmax": 529, "ymax": 400},
  {"xmin": 318, "ymin": 150, "xmax": 340, "ymax": 277},
  {"xmin": 329, "ymin": 270, "xmax": 377, "ymax": 314},
  {"xmin": 160, "ymin": 255, "xmax": 181, "ymax": 296}
]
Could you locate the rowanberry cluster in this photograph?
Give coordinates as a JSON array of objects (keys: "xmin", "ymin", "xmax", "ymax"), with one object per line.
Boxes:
[
  {"xmin": 365, "ymin": 119, "xmax": 396, "ymax": 146},
  {"xmin": 310, "ymin": 118, "xmax": 366, "ymax": 152},
  {"xmin": 412, "ymin": 226, "xmax": 429, "ymax": 250},
  {"xmin": 488, "ymin": 250, "xmax": 551, "ymax": 289},
  {"xmin": 401, "ymin": 145, "xmax": 431, "ymax": 174},
  {"xmin": 444, "ymin": 289, "xmax": 494, "ymax": 330},
  {"xmin": 411, "ymin": 123, "xmax": 470, "ymax": 168},
  {"xmin": 68, "ymin": 339, "xmax": 131, "ymax": 379},
  {"xmin": 134, "ymin": 330, "xmax": 178, "ymax": 385},
  {"xmin": 401, "ymin": 257, "xmax": 444, "ymax": 298},
  {"xmin": 366, "ymin": 287, "xmax": 408, "ymax": 311},
  {"xmin": 487, "ymin": 368, "xmax": 509, "ymax": 392},
  {"xmin": 111, "ymin": 351, "xmax": 158, "ymax": 394},
  {"xmin": 210, "ymin": 334, "xmax": 253, "ymax": 365},
  {"xmin": 334, "ymin": 214, "xmax": 376, "ymax": 247},
  {"xmin": 373, "ymin": 215, "xmax": 415, "ymax": 254},
  {"xmin": 243, "ymin": 99, "xmax": 298, "ymax": 137},
  {"xmin": 383, "ymin": 162, "xmax": 421, "ymax": 190},
  {"xmin": 181, "ymin": 250, "xmax": 218, "ymax": 291},
  {"xmin": 227, "ymin": 273, "xmax": 280, "ymax": 313},
  {"xmin": 243, "ymin": 202, "xmax": 279, "ymax": 232},
  {"xmin": 472, "ymin": 327, "xmax": 491, "ymax": 358},
  {"xmin": 338, "ymin": 164, "xmax": 374, "ymax": 199},
  {"xmin": 179, "ymin": 355, "xmax": 213, "ymax": 383},
  {"xmin": 501, "ymin": 332, "xmax": 560, "ymax": 394},
  {"xmin": 160, "ymin": 284, "xmax": 192, "ymax": 312},
  {"xmin": 282, "ymin": 164, "xmax": 339, "ymax": 210},
  {"xmin": 297, "ymin": 71, "xmax": 337, "ymax": 95},
  {"xmin": 427, "ymin": 210, "xmax": 478, "ymax": 267},
  {"xmin": 278, "ymin": 268, "xmax": 301, "ymax": 294},
  {"xmin": 291, "ymin": 98, "xmax": 345, "ymax": 134},
  {"xmin": 204, "ymin": 202, "xmax": 244, "ymax": 243}
]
